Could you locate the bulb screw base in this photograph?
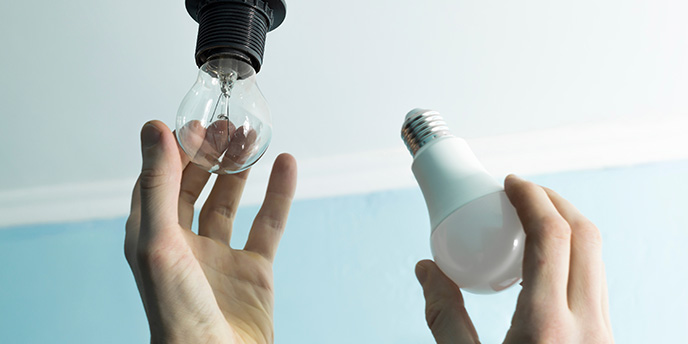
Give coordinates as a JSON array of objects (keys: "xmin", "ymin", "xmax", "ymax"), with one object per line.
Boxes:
[
  {"xmin": 186, "ymin": 0, "xmax": 287, "ymax": 71},
  {"xmin": 401, "ymin": 109, "xmax": 454, "ymax": 157}
]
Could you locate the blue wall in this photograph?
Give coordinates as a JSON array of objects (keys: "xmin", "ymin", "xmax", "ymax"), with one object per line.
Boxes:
[{"xmin": 2, "ymin": 160, "xmax": 688, "ymax": 343}]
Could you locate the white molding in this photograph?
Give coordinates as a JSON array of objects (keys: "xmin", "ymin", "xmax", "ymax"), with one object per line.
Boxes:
[{"xmin": 2, "ymin": 116, "xmax": 687, "ymax": 228}]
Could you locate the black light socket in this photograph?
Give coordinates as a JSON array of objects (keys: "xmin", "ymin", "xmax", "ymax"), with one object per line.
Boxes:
[{"xmin": 186, "ymin": 0, "xmax": 287, "ymax": 72}]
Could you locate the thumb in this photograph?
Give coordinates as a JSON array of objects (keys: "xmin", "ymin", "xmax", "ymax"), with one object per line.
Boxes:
[
  {"xmin": 138, "ymin": 121, "xmax": 182, "ymax": 240},
  {"xmin": 416, "ymin": 260, "xmax": 480, "ymax": 344}
]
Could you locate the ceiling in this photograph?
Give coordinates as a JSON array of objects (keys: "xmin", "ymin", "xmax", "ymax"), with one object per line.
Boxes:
[{"xmin": 1, "ymin": 0, "xmax": 687, "ymax": 225}]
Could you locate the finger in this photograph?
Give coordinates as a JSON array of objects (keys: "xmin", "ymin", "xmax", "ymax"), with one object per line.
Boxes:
[
  {"xmin": 221, "ymin": 125, "xmax": 258, "ymax": 170},
  {"xmin": 179, "ymin": 119, "xmax": 233, "ymax": 170},
  {"xmin": 543, "ymin": 187, "xmax": 603, "ymax": 312},
  {"xmin": 415, "ymin": 260, "xmax": 480, "ymax": 344},
  {"xmin": 126, "ymin": 124, "xmax": 188, "ymax": 321},
  {"xmin": 200, "ymin": 120, "xmax": 233, "ymax": 168},
  {"xmin": 601, "ymin": 264, "xmax": 613, "ymax": 334},
  {"xmin": 198, "ymin": 168, "xmax": 249, "ymax": 244},
  {"xmin": 504, "ymin": 175, "xmax": 571, "ymax": 303},
  {"xmin": 244, "ymin": 153, "xmax": 297, "ymax": 261},
  {"xmin": 176, "ymin": 120, "xmax": 205, "ymax": 164},
  {"xmin": 173, "ymin": 122, "xmax": 196, "ymax": 168},
  {"xmin": 173, "ymin": 123, "xmax": 204, "ymax": 229},
  {"xmin": 124, "ymin": 177, "xmax": 153, "ymax": 309},
  {"xmin": 125, "ymin": 178, "xmax": 141, "ymax": 269},
  {"xmin": 197, "ymin": 122, "xmax": 254, "ymax": 243},
  {"xmin": 178, "ymin": 163, "xmax": 211, "ymax": 230},
  {"xmin": 128, "ymin": 126, "xmax": 190, "ymax": 254},
  {"xmin": 138, "ymin": 121, "xmax": 184, "ymax": 242},
  {"xmin": 126, "ymin": 176, "xmax": 141, "ymax": 236}
]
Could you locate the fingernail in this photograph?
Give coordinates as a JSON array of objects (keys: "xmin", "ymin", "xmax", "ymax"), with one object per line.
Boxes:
[
  {"xmin": 141, "ymin": 122, "xmax": 161, "ymax": 148},
  {"xmin": 509, "ymin": 174, "xmax": 524, "ymax": 181},
  {"xmin": 415, "ymin": 264, "xmax": 428, "ymax": 285},
  {"xmin": 506, "ymin": 174, "xmax": 526, "ymax": 185}
]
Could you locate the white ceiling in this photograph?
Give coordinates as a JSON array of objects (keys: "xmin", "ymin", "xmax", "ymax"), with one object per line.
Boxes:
[{"xmin": 1, "ymin": 0, "xmax": 687, "ymax": 223}]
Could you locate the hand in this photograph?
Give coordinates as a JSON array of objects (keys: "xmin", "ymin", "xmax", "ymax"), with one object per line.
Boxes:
[
  {"xmin": 415, "ymin": 175, "xmax": 613, "ymax": 344},
  {"xmin": 125, "ymin": 121, "xmax": 297, "ymax": 344}
]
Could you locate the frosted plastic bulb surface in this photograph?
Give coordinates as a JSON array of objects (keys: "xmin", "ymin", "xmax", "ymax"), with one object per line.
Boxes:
[
  {"xmin": 176, "ymin": 57, "xmax": 272, "ymax": 174},
  {"xmin": 431, "ymin": 191, "xmax": 524, "ymax": 293},
  {"xmin": 402, "ymin": 109, "xmax": 525, "ymax": 294}
]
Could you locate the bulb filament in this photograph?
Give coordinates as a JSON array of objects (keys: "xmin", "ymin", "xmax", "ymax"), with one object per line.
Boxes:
[{"xmin": 210, "ymin": 71, "xmax": 237, "ymax": 122}]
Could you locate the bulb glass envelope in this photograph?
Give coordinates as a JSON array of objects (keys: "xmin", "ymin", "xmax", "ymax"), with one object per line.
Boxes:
[{"xmin": 176, "ymin": 57, "xmax": 272, "ymax": 174}]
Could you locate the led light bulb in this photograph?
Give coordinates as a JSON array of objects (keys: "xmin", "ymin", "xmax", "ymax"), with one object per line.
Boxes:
[
  {"xmin": 402, "ymin": 109, "xmax": 525, "ymax": 294},
  {"xmin": 176, "ymin": 56, "xmax": 271, "ymax": 174}
]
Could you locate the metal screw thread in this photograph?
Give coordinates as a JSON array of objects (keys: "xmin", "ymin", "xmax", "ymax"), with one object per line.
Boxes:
[{"xmin": 401, "ymin": 109, "xmax": 454, "ymax": 156}]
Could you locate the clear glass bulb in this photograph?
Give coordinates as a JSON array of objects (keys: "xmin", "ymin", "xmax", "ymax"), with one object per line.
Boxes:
[
  {"xmin": 176, "ymin": 56, "xmax": 271, "ymax": 174},
  {"xmin": 402, "ymin": 109, "xmax": 525, "ymax": 294}
]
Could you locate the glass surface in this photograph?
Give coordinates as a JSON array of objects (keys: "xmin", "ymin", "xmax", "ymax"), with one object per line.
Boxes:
[
  {"xmin": 176, "ymin": 57, "xmax": 272, "ymax": 174},
  {"xmin": 431, "ymin": 191, "xmax": 525, "ymax": 294}
]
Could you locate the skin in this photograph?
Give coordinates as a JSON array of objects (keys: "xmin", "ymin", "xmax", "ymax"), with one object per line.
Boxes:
[
  {"xmin": 125, "ymin": 121, "xmax": 297, "ymax": 344},
  {"xmin": 126, "ymin": 121, "xmax": 613, "ymax": 343},
  {"xmin": 415, "ymin": 175, "xmax": 614, "ymax": 344}
]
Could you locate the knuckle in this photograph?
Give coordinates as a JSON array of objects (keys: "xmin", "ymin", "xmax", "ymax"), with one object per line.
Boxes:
[
  {"xmin": 134, "ymin": 237, "xmax": 190, "ymax": 272},
  {"xmin": 135, "ymin": 245, "xmax": 169, "ymax": 272},
  {"xmin": 425, "ymin": 302, "xmax": 443, "ymax": 329},
  {"xmin": 573, "ymin": 221, "xmax": 603, "ymax": 246},
  {"xmin": 124, "ymin": 217, "xmax": 139, "ymax": 267},
  {"xmin": 534, "ymin": 216, "xmax": 572, "ymax": 242},
  {"xmin": 125, "ymin": 215, "xmax": 139, "ymax": 231},
  {"xmin": 124, "ymin": 240, "xmax": 136, "ymax": 267},
  {"xmin": 201, "ymin": 201, "xmax": 238, "ymax": 222},
  {"xmin": 579, "ymin": 325, "xmax": 613, "ymax": 344},
  {"xmin": 424, "ymin": 299, "xmax": 450, "ymax": 330},
  {"xmin": 508, "ymin": 305, "xmax": 577, "ymax": 344},
  {"xmin": 135, "ymin": 244, "xmax": 153, "ymax": 266},
  {"xmin": 138, "ymin": 167, "xmax": 169, "ymax": 191},
  {"xmin": 539, "ymin": 322, "xmax": 574, "ymax": 343},
  {"xmin": 135, "ymin": 243, "xmax": 167, "ymax": 269},
  {"xmin": 179, "ymin": 187, "xmax": 200, "ymax": 205},
  {"xmin": 511, "ymin": 319, "xmax": 570, "ymax": 344},
  {"xmin": 256, "ymin": 213, "xmax": 286, "ymax": 233}
]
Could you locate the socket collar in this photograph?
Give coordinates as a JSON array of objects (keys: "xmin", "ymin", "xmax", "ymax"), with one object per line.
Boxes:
[{"xmin": 186, "ymin": 0, "xmax": 287, "ymax": 71}]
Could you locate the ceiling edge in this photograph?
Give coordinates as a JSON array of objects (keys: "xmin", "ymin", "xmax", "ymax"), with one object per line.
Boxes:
[{"xmin": 2, "ymin": 115, "xmax": 687, "ymax": 229}]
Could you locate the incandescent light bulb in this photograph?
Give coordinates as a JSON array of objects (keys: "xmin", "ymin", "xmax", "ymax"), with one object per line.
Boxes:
[
  {"xmin": 176, "ymin": 0, "xmax": 286, "ymax": 174},
  {"xmin": 402, "ymin": 109, "xmax": 526, "ymax": 294},
  {"xmin": 176, "ymin": 56, "xmax": 271, "ymax": 174}
]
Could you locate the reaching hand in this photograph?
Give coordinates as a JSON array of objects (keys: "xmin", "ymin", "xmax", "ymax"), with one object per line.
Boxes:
[
  {"xmin": 125, "ymin": 121, "xmax": 297, "ymax": 344},
  {"xmin": 416, "ymin": 175, "xmax": 613, "ymax": 344}
]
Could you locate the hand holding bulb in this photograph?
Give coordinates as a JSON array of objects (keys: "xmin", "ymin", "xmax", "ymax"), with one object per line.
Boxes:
[
  {"xmin": 415, "ymin": 175, "xmax": 613, "ymax": 344},
  {"xmin": 402, "ymin": 109, "xmax": 525, "ymax": 293},
  {"xmin": 126, "ymin": 121, "xmax": 298, "ymax": 343}
]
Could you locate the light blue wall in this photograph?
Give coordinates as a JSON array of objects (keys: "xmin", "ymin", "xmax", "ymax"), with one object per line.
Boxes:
[{"xmin": 2, "ymin": 160, "xmax": 687, "ymax": 343}]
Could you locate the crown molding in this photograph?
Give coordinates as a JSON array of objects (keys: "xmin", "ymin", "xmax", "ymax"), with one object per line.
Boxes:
[{"xmin": 2, "ymin": 115, "xmax": 687, "ymax": 229}]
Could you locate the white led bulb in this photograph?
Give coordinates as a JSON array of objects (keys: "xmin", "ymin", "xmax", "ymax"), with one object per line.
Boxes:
[{"xmin": 402, "ymin": 109, "xmax": 525, "ymax": 294}]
